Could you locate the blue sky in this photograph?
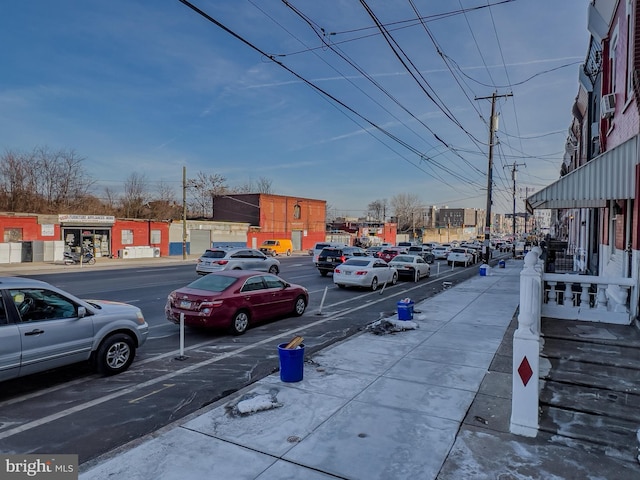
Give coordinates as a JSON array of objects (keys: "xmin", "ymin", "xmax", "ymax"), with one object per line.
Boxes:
[{"xmin": 0, "ymin": 0, "xmax": 589, "ymax": 217}]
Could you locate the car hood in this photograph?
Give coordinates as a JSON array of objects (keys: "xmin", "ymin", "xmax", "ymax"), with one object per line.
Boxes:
[{"xmin": 84, "ymin": 299, "xmax": 142, "ymax": 313}]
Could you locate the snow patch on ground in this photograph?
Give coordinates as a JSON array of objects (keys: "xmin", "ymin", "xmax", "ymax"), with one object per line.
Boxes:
[
  {"xmin": 365, "ymin": 317, "xmax": 419, "ymax": 335},
  {"xmin": 227, "ymin": 391, "xmax": 283, "ymax": 416}
]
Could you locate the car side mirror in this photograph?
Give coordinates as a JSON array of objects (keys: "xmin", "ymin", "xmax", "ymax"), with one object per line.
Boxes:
[{"xmin": 78, "ymin": 306, "xmax": 86, "ymax": 318}]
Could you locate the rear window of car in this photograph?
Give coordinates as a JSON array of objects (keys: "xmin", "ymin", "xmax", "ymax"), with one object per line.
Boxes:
[
  {"xmin": 451, "ymin": 248, "xmax": 466, "ymax": 253},
  {"xmin": 188, "ymin": 274, "xmax": 236, "ymax": 292},
  {"xmin": 320, "ymin": 248, "xmax": 341, "ymax": 257},
  {"xmin": 392, "ymin": 255, "xmax": 413, "ymax": 262},
  {"xmin": 314, "ymin": 243, "xmax": 331, "ymax": 250},
  {"xmin": 381, "ymin": 249, "xmax": 396, "ymax": 254},
  {"xmin": 343, "ymin": 259, "xmax": 370, "ymax": 266},
  {"xmin": 201, "ymin": 250, "xmax": 227, "ymax": 259}
]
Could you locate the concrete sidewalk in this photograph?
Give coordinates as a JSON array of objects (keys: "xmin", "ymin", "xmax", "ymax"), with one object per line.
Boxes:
[{"xmin": 78, "ymin": 259, "xmax": 639, "ymax": 479}]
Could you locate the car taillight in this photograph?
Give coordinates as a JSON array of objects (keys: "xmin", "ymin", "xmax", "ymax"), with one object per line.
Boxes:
[
  {"xmin": 216, "ymin": 260, "xmax": 229, "ymax": 265},
  {"xmin": 335, "ymin": 268, "xmax": 341, "ymax": 274},
  {"xmin": 340, "ymin": 256, "xmax": 346, "ymax": 262},
  {"xmin": 200, "ymin": 300, "xmax": 224, "ymax": 309},
  {"xmin": 356, "ymin": 270, "xmax": 367, "ymax": 276}
]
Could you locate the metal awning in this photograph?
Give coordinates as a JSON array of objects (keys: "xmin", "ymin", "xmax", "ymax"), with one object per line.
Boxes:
[{"xmin": 527, "ymin": 135, "xmax": 638, "ymax": 212}]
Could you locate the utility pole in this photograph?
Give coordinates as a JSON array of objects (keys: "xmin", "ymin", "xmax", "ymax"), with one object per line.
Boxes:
[
  {"xmin": 182, "ymin": 166, "xmax": 187, "ymax": 260},
  {"xmin": 506, "ymin": 162, "xmax": 525, "ymax": 256},
  {"xmin": 521, "ymin": 186, "xmax": 534, "ymax": 234},
  {"xmin": 476, "ymin": 91, "xmax": 512, "ymax": 263}
]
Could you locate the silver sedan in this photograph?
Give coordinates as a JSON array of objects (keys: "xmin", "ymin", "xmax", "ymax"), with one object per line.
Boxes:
[
  {"xmin": 388, "ymin": 254, "xmax": 431, "ymax": 282},
  {"xmin": 333, "ymin": 257, "xmax": 398, "ymax": 291}
]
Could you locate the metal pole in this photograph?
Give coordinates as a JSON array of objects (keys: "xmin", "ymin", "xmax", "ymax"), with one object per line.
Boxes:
[
  {"xmin": 182, "ymin": 166, "xmax": 187, "ymax": 260},
  {"xmin": 317, "ymin": 286, "xmax": 328, "ymax": 315}
]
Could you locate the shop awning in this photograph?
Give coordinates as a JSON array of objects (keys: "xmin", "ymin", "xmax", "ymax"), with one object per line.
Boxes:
[{"xmin": 526, "ymin": 135, "xmax": 638, "ymax": 212}]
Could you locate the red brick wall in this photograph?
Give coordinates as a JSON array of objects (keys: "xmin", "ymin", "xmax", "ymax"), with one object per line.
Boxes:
[
  {"xmin": 0, "ymin": 215, "xmax": 60, "ymax": 241},
  {"xmin": 112, "ymin": 220, "xmax": 170, "ymax": 256}
]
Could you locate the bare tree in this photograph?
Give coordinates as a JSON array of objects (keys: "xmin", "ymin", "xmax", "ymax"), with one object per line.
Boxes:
[
  {"xmin": 367, "ymin": 199, "xmax": 388, "ymax": 222},
  {"xmin": 390, "ymin": 193, "xmax": 423, "ymax": 233},
  {"xmin": 231, "ymin": 176, "xmax": 274, "ymax": 195},
  {"xmin": 121, "ymin": 172, "xmax": 150, "ymax": 218},
  {"xmin": 149, "ymin": 180, "xmax": 180, "ymax": 220},
  {"xmin": 0, "ymin": 147, "xmax": 94, "ymax": 213},
  {"xmin": 189, "ymin": 171, "xmax": 228, "ymax": 218}
]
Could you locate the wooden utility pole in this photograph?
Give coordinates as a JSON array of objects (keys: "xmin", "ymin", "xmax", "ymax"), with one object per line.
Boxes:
[{"xmin": 476, "ymin": 91, "xmax": 512, "ymax": 263}]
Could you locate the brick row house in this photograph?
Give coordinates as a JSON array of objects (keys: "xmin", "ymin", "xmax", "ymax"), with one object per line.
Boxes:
[{"xmin": 527, "ymin": 0, "xmax": 640, "ymax": 322}]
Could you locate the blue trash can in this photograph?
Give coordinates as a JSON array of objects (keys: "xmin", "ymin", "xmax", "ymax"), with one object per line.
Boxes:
[
  {"xmin": 479, "ymin": 264, "xmax": 488, "ymax": 276},
  {"xmin": 397, "ymin": 300, "xmax": 414, "ymax": 320},
  {"xmin": 499, "ymin": 260, "xmax": 506, "ymax": 268},
  {"xmin": 278, "ymin": 343, "xmax": 305, "ymax": 382}
]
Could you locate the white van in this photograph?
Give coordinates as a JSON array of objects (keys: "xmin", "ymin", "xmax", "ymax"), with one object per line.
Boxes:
[{"xmin": 311, "ymin": 242, "xmax": 347, "ymax": 264}]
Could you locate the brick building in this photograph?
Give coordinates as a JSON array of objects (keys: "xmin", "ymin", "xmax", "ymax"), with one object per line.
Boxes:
[{"xmin": 213, "ymin": 194, "xmax": 326, "ymax": 252}]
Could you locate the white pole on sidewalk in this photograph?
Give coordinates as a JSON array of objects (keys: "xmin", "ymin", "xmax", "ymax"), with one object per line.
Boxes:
[
  {"xmin": 176, "ymin": 312, "xmax": 187, "ymax": 360},
  {"xmin": 317, "ymin": 286, "xmax": 328, "ymax": 315}
]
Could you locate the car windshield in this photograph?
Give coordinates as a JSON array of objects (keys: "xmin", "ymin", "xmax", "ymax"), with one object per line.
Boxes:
[
  {"xmin": 343, "ymin": 259, "xmax": 371, "ymax": 266},
  {"xmin": 201, "ymin": 250, "xmax": 226, "ymax": 259},
  {"xmin": 188, "ymin": 274, "xmax": 236, "ymax": 292},
  {"xmin": 392, "ymin": 255, "xmax": 413, "ymax": 262}
]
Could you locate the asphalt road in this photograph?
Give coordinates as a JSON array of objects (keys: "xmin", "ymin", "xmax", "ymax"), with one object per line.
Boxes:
[{"xmin": 0, "ymin": 255, "xmax": 497, "ymax": 465}]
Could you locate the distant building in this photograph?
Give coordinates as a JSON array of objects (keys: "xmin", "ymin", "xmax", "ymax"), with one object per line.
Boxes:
[{"xmin": 212, "ymin": 193, "xmax": 326, "ymax": 252}]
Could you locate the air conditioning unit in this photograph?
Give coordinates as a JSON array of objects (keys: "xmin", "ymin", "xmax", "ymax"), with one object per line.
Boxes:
[{"xmin": 601, "ymin": 93, "xmax": 615, "ymax": 118}]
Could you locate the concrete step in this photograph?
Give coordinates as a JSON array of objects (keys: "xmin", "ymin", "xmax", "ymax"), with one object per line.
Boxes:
[{"xmin": 539, "ymin": 320, "xmax": 640, "ymax": 464}]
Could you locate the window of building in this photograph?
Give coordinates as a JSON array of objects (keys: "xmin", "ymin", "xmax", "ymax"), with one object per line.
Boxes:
[
  {"xmin": 293, "ymin": 203, "xmax": 301, "ymax": 219},
  {"xmin": 3, "ymin": 228, "xmax": 22, "ymax": 243},
  {"xmin": 121, "ymin": 229, "xmax": 134, "ymax": 245},
  {"xmin": 626, "ymin": 1, "xmax": 634, "ymax": 100},
  {"xmin": 150, "ymin": 229, "xmax": 161, "ymax": 244}
]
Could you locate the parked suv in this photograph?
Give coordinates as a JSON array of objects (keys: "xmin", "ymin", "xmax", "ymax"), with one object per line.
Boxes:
[
  {"xmin": 316, "ymin": 246, "xmax": 367, "ymax": 276},
  {"xmin": 0, "ymin": 276, "xmax": 148, "ymax": 381},
  {"xmin": 196, "ymin": 247, "xmax": 280, "ymax": 275},
  {"xmin": 408, "ymin": 245, "xmax": 435, "ymax": 263}
]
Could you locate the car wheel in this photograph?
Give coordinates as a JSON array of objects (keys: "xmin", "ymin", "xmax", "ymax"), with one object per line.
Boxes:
[
  {"xmin": 320, "ymin": 270, "xmax": 328, "ymax": 277},
  {"xmin": 231, "ymin": 310, "xmax": 250, "ymax": 335},
  {"xmin": 271, "ymin": 251, "xmax": 277, "ymax": 257},
  {"xmin": 414, "ymin": 269, "xmax": 420, "ymax": 282},
  {"xmin": 337, "ymin": 284, "xmax": 346, "ymax": 289},
  {"xmin": 426, "ymin": 268, "xmax": 430, "ymax": 278},
  {"xmin": 293, "ymin": 295, "xmax": 307, "ymax": 316},
  {"xmin": 371, "ymin": 276, "xmax": 379, "ymax": 291},
  {"xmin": 95, "ymin": 333, "xmax": 135, "ymax": 376},
  {"xmin": 391, "ymin": 272, "xmax": 398, "ymax": 285},
  {"xmin": 233, "ymin": 267, "xmax": 242, "ymax": 270},
  {"xmin": 87, "ymin": 257, "xmax": 96, "ymax": 265},
  {"xmin": 286, "ymin": 249, "xmax": 291, "ymax": 256},
  {"xmin": 268, "ymin": 265, "xmax": 279, "ymax": 275}
]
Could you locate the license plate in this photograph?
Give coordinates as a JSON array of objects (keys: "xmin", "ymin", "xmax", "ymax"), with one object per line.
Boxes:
[
  {"xmin": 345, "ymin": 271, "xmax": 351, "ymax": 275},
  {"xmin": 180, "ymin": 300, "xmax": 192, "ymax": 309}
]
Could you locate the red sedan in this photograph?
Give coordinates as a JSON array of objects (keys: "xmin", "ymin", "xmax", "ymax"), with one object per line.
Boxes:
[
  {"xmin": 165, "ymin": 270, "xmax": 308, "ymax": 335},
  {"xmin": 378, "ymin": 247, "xmax": 406, "ymax": 263}
]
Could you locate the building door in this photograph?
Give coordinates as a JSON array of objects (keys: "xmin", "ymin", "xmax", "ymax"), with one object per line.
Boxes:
[
  {"xmin": 190, "ymin": 229, "xmax": 211, "ymax": 254},
  {"xmin": 291, "ymin": 230, "xmax": 302, "ymax": 251}
]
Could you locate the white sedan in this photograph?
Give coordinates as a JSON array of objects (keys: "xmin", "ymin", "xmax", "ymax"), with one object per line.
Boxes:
[
  {"xmin": 333, "ymin": 257, "xmax": 398, "ymax": 291},
  {"xmin": 388, "ymin": 254, "xmax": 431, "ymax": 282}
]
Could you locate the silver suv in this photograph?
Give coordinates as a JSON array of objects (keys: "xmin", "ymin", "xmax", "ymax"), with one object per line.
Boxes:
[
  {"xmin": 0, "ymin": 276, "xmax": 148, "ymax": 381},
  {"xmin": 196, "ymin": 247, "xmax": 280, "ymax": 276}
]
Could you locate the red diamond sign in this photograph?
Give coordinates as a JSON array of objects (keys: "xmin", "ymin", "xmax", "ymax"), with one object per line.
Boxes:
[{"xmin": 518, "ymin": 356, "xmax": 533, "ymax": 387}]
